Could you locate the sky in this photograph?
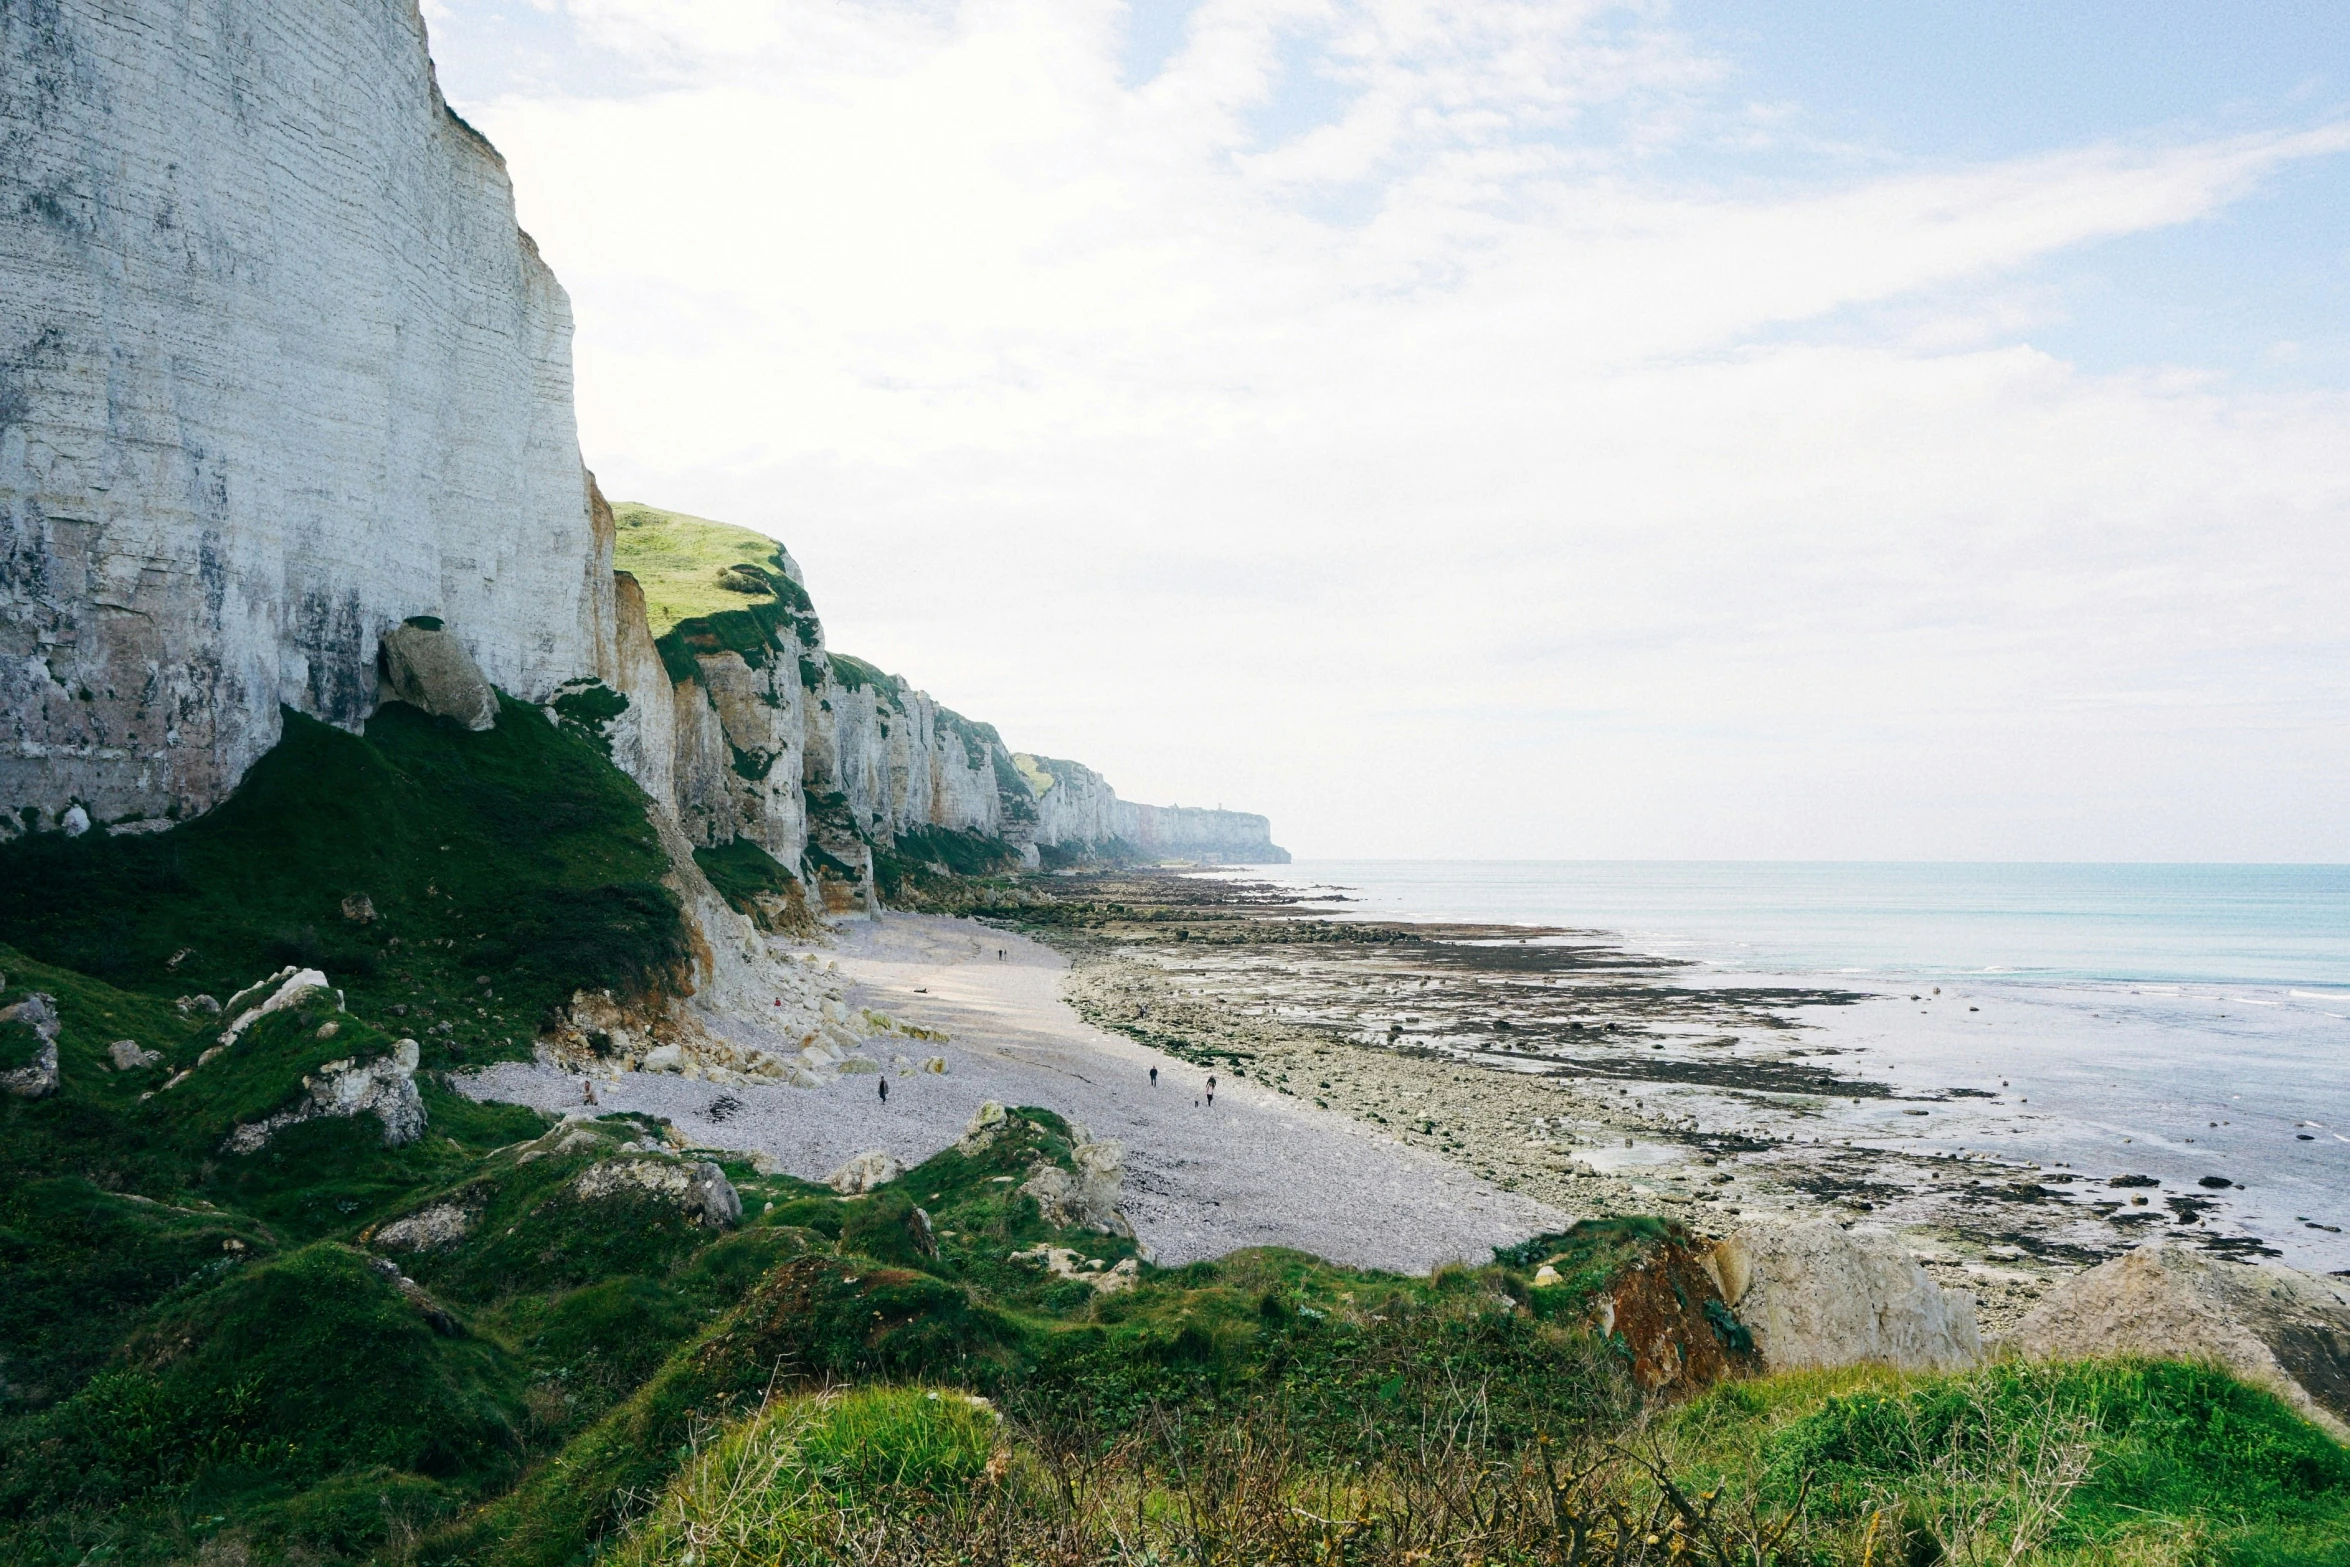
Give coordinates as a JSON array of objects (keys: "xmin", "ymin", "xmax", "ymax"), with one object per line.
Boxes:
[{"xmin": 419, "ymin": 1, "xmax": 2350, "ymax": 862}]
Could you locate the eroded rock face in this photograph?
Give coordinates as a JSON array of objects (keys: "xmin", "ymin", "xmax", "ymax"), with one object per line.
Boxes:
[
  {"xmin": 0, "ymin": 1, "xmax": 606, "ymax": 837},
  {"xmin": 377, "ymin": 623, "xmax": 498, "ymax": 731},
  {"xmin": 2007, "ymin": 1243, "xmax": 2350, "ymax": 1440},
  {"xmin": 1713, "ymin": 1220, "xmax": 1982, "ymax": 1373},
  {"xmin": 1, "ymin": 993, "xmax": 61, "ymax": 1099},
  {"xmin": 223, "ymin": 1038, "xmax": 425, "ymax": 1154}
]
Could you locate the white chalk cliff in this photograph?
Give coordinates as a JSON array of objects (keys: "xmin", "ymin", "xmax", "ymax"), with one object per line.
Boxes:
[
  {"xmin": 0, "ymin": 2, "xmax": 1283, "ymax": 911},
  {"xmin": 1, "ymin": 1, "xmax": 607, "ymax": 835}
]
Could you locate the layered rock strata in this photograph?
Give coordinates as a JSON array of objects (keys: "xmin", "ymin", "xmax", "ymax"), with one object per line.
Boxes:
[{"xmin": 2, "ymin": 0, "xmax": 606, "ymax": 836}]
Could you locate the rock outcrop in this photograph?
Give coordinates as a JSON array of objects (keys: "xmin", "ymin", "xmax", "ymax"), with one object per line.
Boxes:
[
  {"xmin": 1712, "ymin": 1220, "xmax": 1983, "ymax": 1372},
  {"xmin": 572, "ymin": 1155, "xmax": 741, "ymax": 1228},
  {"xmin": 0, "ymin": 992, "xmax": 61, "ymax": 1099},
  {"xmin": 222, "ymin": 1038, "xmax": 425, "ymax": 1154},
  {"xmin": 827, "ymin": 1149, "xmax": 903, "ymax": 1195},
  {"xmin": 1020, "ymin": 1127, "xmax": 1133, "ymax": 1237},
  {"xmin": 2007, "ymin": 1243, "xmax": 2350, "ymax": 1440}
]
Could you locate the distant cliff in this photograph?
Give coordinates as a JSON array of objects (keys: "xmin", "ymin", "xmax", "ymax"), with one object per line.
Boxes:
[
  {"xmin": 0, "ymin": 0, "xmax": 1283, "ymax": 895},
  {"xmin": 599, "ymin": 505, "xmax": 1289, "ymax": 875}
]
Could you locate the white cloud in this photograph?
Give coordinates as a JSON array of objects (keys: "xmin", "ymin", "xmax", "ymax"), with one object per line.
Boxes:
[{"xmin": 448, "ymin": 0, "xmax": 2350, "ymax": 859}]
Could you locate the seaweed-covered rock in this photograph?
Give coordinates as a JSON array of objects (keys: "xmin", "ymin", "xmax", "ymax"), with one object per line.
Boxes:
[
  {"xmin": 377, "ymin": 622, "xmax": 499, "ymax": 731},
  {"xmin": 1711, "ymin": 1220, "xmax": 1981, "ymax": 1372},
  {"xmin": 2007, "ymin": 1242, "xmax": 2350, "ymax": 1440},
  {"xmin": 223, "ymin": 1038, "xmax": 426, "ymax": 1153},
  {"xmin": 1, "ymin": 991, "xmax": 61, "ymax": 1098}
]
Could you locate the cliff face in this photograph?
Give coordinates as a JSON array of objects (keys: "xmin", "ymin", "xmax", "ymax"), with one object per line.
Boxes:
[
  {"xmin": 0, "ymin": 3, "xmax": 1284, "ymax": 908},
  {"xmin": 1, "ymin": 1, "xmax": 605, "ymax": 837},
  {"xmin": 607, "ymin": 505, "xmax": 1289, "ymax": 874}
]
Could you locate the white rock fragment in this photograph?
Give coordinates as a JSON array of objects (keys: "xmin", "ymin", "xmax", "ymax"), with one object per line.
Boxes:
[
  {"xmin": 828, "ymin": 1149, "xmax": 903, "ymax": 1195},
  {"xmin": 1011, "ymin": 1245, "xmax": 1141, "ymax": 1294},
  {"xmin": 1711, "ymin": 1219, "xmax": 1981, "ymax": 1372},
  {"xmin": 2007, "ymin": 1242, "xmax": 2350, "ymax": 1440},
  {"xmin": 218, "ymin": 967, "xmax": 333, "ymax": 1047},
  {"xmin": 223, "ymin": 1038, "xmax": 425, "ymax": 1154},
  {"xmin": 1, "ymin": 993, "xmax": 62, "ymax": 1099}
]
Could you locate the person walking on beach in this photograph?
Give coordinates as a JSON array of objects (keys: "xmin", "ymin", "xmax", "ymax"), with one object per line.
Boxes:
[
  {"xmin": 1206, "ymin": 1075, "xmax": 1216, "ymax": 1106},
  {"xmin": 878, "ymin": 1076, "xmax": 888, "ymax": 1105},
  {"xmin": 1150, "ymin": 1066, "xmax": 1158, "ymax": 1087}
]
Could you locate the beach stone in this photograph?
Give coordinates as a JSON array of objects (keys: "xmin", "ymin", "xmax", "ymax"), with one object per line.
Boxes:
[
  {"xmin": 377, "ymin": 622, "xmax": 498, "ymax": 731},
  {"xmin": 1, "ymin": 993, "xmax": 62, "ymax": 1099},
  {"xmin": 1712, "ymin": 1219, "xmax": 1981, "ymax": 1372},
  {"xmin": 827, "ymin": 1148, "xmax": 903, "ymax": 1194},
  {"xmin": 2006, "ymin": 1242, "xmax": 2350, "ymax": 1440}
]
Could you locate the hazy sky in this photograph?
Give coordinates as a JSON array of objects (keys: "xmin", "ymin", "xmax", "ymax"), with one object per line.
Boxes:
[{"xmin": 421, "ymin": 1, "xmax": 2350, "ymax": 861}]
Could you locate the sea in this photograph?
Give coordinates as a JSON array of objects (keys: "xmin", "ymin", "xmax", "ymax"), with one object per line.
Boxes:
[{"xmin": 1228, "ymin": 861, "xmax": 2350, "ymax": 1271}]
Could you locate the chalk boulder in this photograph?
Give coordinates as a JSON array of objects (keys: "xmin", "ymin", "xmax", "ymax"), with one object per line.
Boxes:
[
  {"xmin": 572, "ymin": 1156, "xmax": 741, "ymax": 1228},
  {"xmin": 373, "ymin": 1201, "xmax": 477, "ymax": 1253},
  {"xmin": 1, "ymin": 993, "xmax": 62, "ymax": 1099},
  {"xmin": 2006, "ymin": 1242, "xmax": 2350, "ymax": 1440},
  {"xmin": 223, "ymin": 1038, "xmax": 424, "ymax": 1154},
  {"xmin": 1021, "ymin": 1135, "xmax": 1133, "ymax": 1238},
  {"xmin": 1713, "ymin": 1220, "xmax": 1981, "ymax": 1372},
  {"xmin": 378, "ymin": 622, "xmax": 498, "ymax": 731},
  {"xmin": 827, "ymin": 1149, "xmax": 903, "ymax": 1195},
  {"xmin": 218, "ymin": 967, "xmax": 334, "ymax": 1046},
  {"xmin": 957, "ymin": 1101, "xmax": 1010, "ymax": 1155}
]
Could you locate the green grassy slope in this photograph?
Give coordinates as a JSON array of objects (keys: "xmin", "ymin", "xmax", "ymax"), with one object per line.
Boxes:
[
  {"xmin": 609, "ymin": 502, "xmax": 801, "ymax": 639},
  {"xmin": 0, "ymin": 699, "xmax": 687, "ymax": 1069}
]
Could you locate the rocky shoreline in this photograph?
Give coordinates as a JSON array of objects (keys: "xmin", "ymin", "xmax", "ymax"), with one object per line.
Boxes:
[{"xmin": 1007, "ymin": 869, "xmax": 2312, "ymax": 1331}]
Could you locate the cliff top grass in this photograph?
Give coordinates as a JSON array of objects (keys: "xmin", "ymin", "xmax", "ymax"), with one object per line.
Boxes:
[{"xmin": 610, "ymin": 502, "xmax": 803, "ymax": 638}]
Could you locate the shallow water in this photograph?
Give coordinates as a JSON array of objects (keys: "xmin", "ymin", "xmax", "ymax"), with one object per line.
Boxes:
[{"xmin": 1229, "ymin": 861, "xmax": 2350, "ymax": 1271}]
